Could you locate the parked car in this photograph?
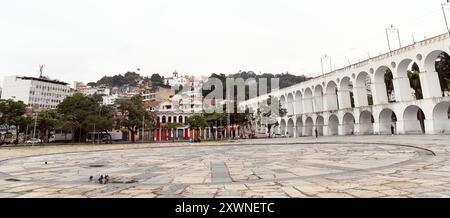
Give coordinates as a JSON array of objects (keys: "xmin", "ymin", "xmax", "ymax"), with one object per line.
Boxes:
[
  {"xmin": 49, "ymin": 133, "xmax": 73, "ymax": 143},
  {"xmin": 273, "ymin": 134, "xmax": 287, "ymax": 138},
  {"xmin": 26, "ymin": 138, "xmax": 42, "ymax": 144}
]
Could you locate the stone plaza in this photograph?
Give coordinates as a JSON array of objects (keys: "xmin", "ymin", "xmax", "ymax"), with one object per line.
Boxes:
[{"xmin": 1, "ymin": 135, "xmax": 450, "ymax": 198}]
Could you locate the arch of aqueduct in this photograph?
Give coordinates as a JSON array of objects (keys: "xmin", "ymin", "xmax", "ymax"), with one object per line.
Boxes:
[{"xmin": 241, "ymin": 33, "xmax": 450, "ymax": 137}]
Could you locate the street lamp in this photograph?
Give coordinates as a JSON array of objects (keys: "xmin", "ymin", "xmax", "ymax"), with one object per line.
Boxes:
[
  {"xmin": 97, "ymin": 106, "xmax": 103, "ymax": 144},
  {"xmin": 442, "ymin": 0, "xmax": 450, "ymax": 35},
  {"xmin": 32, "ymin": 112, "xmax": 38, "ymax": 146},
  {"xmin": 320, "ymin": 55, "xmax": 332, "ymax": 75},
  {"xmin": 385, "ymin": 24, "xmax": 401, "ymax": 52},
  {"xmin": 142, "ymin": 114, "xmax": 145, "ymax": 144},
  {"xmin": 93, "ymin": 123, "xmax": 96, "ymax": 144}
]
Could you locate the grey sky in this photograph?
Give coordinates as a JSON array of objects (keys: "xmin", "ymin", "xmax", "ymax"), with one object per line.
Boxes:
[{"xmin": 0, "ymin": 0, "xmax": 447, "ymax": 86}]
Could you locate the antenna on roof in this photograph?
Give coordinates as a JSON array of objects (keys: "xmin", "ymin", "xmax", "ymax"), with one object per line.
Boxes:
[{"xmin": 39, "ymin": 65, "xmax": 45, "ymax": 78}]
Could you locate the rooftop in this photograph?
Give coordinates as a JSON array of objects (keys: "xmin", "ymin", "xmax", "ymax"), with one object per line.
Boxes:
[{"xmin": 17, "ymin": 76, "xmax": 69, "ymax": 86}]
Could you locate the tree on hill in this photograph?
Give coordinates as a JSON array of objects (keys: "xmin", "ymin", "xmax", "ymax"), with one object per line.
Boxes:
[
  {"xmin": 94, "ymin": 71, "xmax": 144, "ymax": 87},
  {"xmin": 202, "ymin": 71, "xmax": 311, "ymax": 99},
  {"xmin": 150, "ymin": 73, "xmax": 164, "ymax": 84},
  {"xmin": 122, "ymin": 71, "xmax": 142, "ymax": 86}
]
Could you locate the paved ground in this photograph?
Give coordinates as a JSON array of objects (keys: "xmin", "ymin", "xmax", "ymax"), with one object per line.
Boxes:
[{"xmin": 0, "ymin": 135, "xmax": 450, "ymax": 198}]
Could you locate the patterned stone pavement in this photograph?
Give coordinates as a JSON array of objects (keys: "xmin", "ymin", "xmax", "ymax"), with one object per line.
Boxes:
[{"xmin": 1, "ymin": 135, "xmax": 450, "ymax": 198}]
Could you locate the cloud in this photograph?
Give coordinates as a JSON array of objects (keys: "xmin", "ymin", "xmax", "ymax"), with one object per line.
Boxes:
[{"xmin": 0, "ymin": 0, "xmax": 445, "ymax": 85}]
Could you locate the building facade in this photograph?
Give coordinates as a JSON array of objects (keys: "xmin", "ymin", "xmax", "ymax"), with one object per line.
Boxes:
[
  {"xmin": 102, "ymin": 94, "xmax": 119, "ymax": 106},
  {"xmin": 1, "ymin": 76, "xmax": 71, "ymax": 110},
  {"xmin": 241, "ymin": 33, "xmax": 450, "ymax": 136}
]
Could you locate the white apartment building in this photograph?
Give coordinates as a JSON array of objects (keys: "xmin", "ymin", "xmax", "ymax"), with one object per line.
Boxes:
[
  {"xmin": 85, "ymin": 86, "xmax": 98, "ymax": 96},
  {"xmin": 96, "ymin": 86, "xmax": 111, "ymax": 96},
  {"xmin": 74, "ymin": 81, "xmax": 87, "ymax": 95},
  {"xmin": 164, "ymin": 71, "xmax": 188, "ymax": 87},
  {"xmin": 1, "ymin": 76, "xmax": 71, "ymax": 109},
  {"xmin": 102, "ymin": 94, "xmax": 119, "ymax": 106}
]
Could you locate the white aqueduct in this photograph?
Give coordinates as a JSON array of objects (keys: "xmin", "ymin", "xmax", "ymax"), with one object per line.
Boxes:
[{"xmin": 241, "ymin": 33, "xmax": 450, "ymax": 137}]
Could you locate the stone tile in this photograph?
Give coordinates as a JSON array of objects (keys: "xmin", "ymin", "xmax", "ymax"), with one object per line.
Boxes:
[
  {"xmin": 281, "ymin": 186, "xmax": 307, "ymax": 198},
  {"xmin": 1, "ymin": 135, "xmax": 450, "ymax": 198}
]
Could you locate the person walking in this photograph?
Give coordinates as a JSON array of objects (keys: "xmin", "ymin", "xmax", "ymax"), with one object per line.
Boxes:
[
  {"xmin": 314, "ymin": 128, "xmax": 319, "ymax": 138},
  {"xmin": 391, "ymin": 125, "xmax": 395, "ymax": 135}
]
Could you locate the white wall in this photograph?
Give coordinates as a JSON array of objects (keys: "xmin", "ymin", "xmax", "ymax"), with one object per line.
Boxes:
[{"xmin": 1, "ymin": 76, "xmax": 31, "ymax": 104}]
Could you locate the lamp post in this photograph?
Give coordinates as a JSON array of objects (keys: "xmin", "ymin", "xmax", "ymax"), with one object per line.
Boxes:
[
  {"xmin": 32, "ymin": 112, "xmax": 38, "ymax": 146},
  {"xmin": 93, "ymin": 123, "xmax": 95, "ymax": 144},
  {"xmin": 385, "ymin": 24, "xmax": 401, "ymax": 52},
  {"xmin": 442, "ymin": 1, "xmax": 450, "ymax": 35},
  {"xmin": 142, "ymin": 114, "xmax": 145, "ymax": 144},
  {"xmin": 320, "ymin": 55, "xmax": 332, "ymax": 75},
  {"xmin": 97, "ymin": 106, "xmax": 103, "ymax": 144}
]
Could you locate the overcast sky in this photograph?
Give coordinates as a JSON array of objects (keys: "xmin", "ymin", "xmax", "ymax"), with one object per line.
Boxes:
[{"xmin": 0, "ymin": 0, "xmax": 447, "ymax": 86}]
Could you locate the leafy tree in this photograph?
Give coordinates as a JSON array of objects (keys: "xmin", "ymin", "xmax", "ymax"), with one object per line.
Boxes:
[
  {"xmin": 94, "ymin": 71, "xmax": 143, "ymax": 87},
  {"xmin": 163, "ymin": 122, "xmax": 181, "ymax": 130},
  {"xmin": 123, "ymin": 71, "xmax": 142, "ymax": 86},
  {"xmin": 16, "ymin": 114, "xmax": 33, "ymax": 140},
  {"xmin": 0, "ymin": 99, "xmax": 27, "ymax": 143},
  {"xmin": 384, "ymin": 69, "xmax": 395, "ymax": 102},
  {"xmin": 213, "ymin": 101, "xmax": 255, "ymax": 138},
  {"xmin": 81, "ymin": 105, "xmax": 115, "ymax": 143},
  {"xmin": 115, "ymin": 95, "xmax": 156, "ymax": 142},
  {"xmin": 187, "ymin": 115, "xmax": 208, "ymax": 130},
  {"xmin": 91, "ymin": 93, "xmax": 105, "ymax": 103},
  {"xmin": 37, "ymin": 110, "xmax": 60, "ymax": 142},
  {"xmin": 204, "ymin": 112, "xmax": 226, "ymax": 139},
  {"xmin": 86, "ymin": 82, "xmax": 97, "ymax": 87},
  {"xmin": 57, "ymin": 93, "xmax": 99, "ymax": 142},
  {"xmin": 407, "ymin": 63, "xmax": 423, "ymax": 100},
  {"xmin": 256, "ymin": 96, "xmax": 287, "ymax": 138},
  {"xmin": 150, "ymin": 74, "xmax": 164, "ymax": 84},
  {"xmin": 436, "ymin": 52, "xmax": 450, "ymax": 93},
  {"xmin": 56, "ymin": 118, "xmax": 74, "ymax": 140},
  {"xmin": 226, "ymin": 101, "xmax": 253, "ymax": 127},
  {"xmin": 198, "ymin": 112, "xmax": 225, "ymax": 140},
  {"xmin": 187, "ymin": 114, "xmax": 208, "ymax": 141}
]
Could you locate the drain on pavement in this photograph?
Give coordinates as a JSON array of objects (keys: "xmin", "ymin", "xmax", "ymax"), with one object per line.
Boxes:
[{"xmin": 89, "ymin": 164, "xmax": 105, "ymax": 168}]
